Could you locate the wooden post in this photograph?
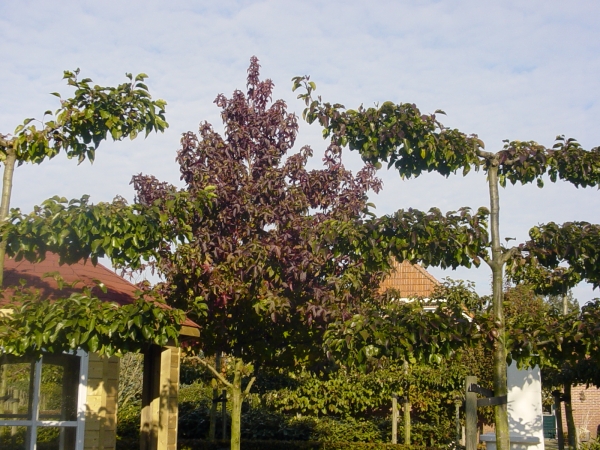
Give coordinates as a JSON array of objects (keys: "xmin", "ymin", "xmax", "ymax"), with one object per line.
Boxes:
[
  {"xmin": 403, "ymin": 397, "xmax": 411, "ymax": 445},
  {"xmin": 140, "ymin": 346, "xmax": 180, "ymax": 450},
  {"xmin": 455, "ymin": 398, "xmax": 462, "ymax": 448},
  {"xmin": 553, "ymin": 391, "xmax": 565, "ymax": 450},
  {"xmin": 221, "ymin": 388, "xmax": 228, "ymax": 440},
  {"xmin": 466, "ymin": 376, "xmax": 478, "ymax": 450},
  {"xmin": 11, "ymin": 390, "xmax": 18, "ymax": 436},
  {"xmin": 403, "ymin": 361, "xmax": 411, "ymax": 446},
  {"xmin": 392, "ymin": 395, "xmax": 398, "ymax": 444}
]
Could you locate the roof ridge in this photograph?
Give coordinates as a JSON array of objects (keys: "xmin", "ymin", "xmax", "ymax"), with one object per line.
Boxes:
[{"xmin": 410, "ymin": 261, "xmax": 440, "ymax": 285}]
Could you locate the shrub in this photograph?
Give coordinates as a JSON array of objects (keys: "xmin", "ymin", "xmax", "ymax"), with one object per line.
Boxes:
[{"xmin": 178, "ymin": 440, "xmax": 430, "ymax": 450}]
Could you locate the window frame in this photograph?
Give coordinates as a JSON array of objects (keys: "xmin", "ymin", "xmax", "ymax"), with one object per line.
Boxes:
[{"xmin": 0, "ymin": 350, "xmax": 89, "ymax": 450}]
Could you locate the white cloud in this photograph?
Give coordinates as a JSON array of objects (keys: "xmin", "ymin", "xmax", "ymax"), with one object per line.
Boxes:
[{"xmin": 1, "ymin": 0, "xmax": 599, "ymax": 302}]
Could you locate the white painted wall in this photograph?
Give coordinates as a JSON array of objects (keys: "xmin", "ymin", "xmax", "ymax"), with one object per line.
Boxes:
[{"xmin": 480, "ymin": 361, "xmax": 545, "ymax": 450}]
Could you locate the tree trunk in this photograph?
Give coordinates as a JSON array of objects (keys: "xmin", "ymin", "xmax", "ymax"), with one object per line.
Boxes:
[
  {"xmin": 403, "ymin": 360, "xmax": 411, "ymax": 445},
  {"xmin": 553, "ymin": 390, "xmax": 565, "ymax": 450},
  {"xmin": 208, "ymin": 352, "xmax": 222, "ymax": 441},
  {"xmin": 0, "ymin": 148, "xmax": 17, "ymax": 286},
  {"xmin": 487, "ymin": 164, "xmax": 510, "ymax": 450},
  {"xmin": 230, "ymin": 359, "xmax": 244, "ymax": 450},
  {"xmin": 564, "ymin": 382, "xmax": 578, "ymax": 450}
]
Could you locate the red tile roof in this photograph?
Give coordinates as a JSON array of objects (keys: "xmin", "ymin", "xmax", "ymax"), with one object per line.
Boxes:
[
  {"xmin": 0, "ymin": 253, "xmax": 199, "ymax": 330},
  {"xmin": 379, "ymin": 260, "xmax": 439, "ymax": 298}
]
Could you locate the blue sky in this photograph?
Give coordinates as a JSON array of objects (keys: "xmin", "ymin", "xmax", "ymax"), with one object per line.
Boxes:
[{"xmin": 1, "ymin": 1, "xmax": 599, "ymax": 302}]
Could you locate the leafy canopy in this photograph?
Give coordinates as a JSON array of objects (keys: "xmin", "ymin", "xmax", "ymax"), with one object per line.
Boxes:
[
  {"xmin": 0, "ymin": 69, "xmax": 168, "ymax": 165},
  {"xmin": 0, "ymin": 285, "xmax": 184, "ymax": 358},
  {"xmin": 2, "ymin": 58, "xmax": 383, "ymax": 370}
]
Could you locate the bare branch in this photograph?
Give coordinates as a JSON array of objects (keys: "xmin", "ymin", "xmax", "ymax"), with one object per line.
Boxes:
[
  {"xmin": 476, "ymin": 147, "xmax": 495, "ymax": 160},
  {"xmin": 244, "ymin": 376, "xmax": 256, "ymax": 395},
  {"xmin": 192, "ymin": 356, "xmax": 232, "ymax": 388}
]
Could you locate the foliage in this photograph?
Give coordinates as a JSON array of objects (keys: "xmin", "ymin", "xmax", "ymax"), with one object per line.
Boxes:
[
  {"xmin": 2, "ymin": 188, "xmax": 215, "ymax": 269},
  {"xmin": 176, "ymin": 440, "xmax": 430, "ymax": 450},
  {"xmin": 510, "ymin": 221, "xmax": 600, "ymax": 294},
  {"xmin": 1, "ymin": 57, "xmax": 384, "ymax": 450},
  {"xmin": 293, "ymin": 77, "xmax": 600, "ymax": 190},
  {"xmin": 501, "ymin": 283, "xmax": 600, "ymax": 387},
  {"xmin": 117, "ymin": 356, "xmax": 481, "ymax": 447},
  {"xmin": 117, "ymin": 402, "xmax": 145, "ymax": 441},
  {"xmin": 323, "ymin": 280, "xmax": 485, "ymax": 369},
  {"xmin": 129, "ymin": 58, "xmax": 383, "ymax": 368},
  {"xmin": 2, "ymin": 58, "xmax": 382, "ymax": 366},
  {"xmin": 507, "ymin": 297, "xmax": 600, "ymax": 370},
  {"xmin": 118, "ymin": 353, "xmax": 144, "ymax": 409},
  {"xmin": 0, "ymin": 286, "xmax": 184, "ymax": 357},
  {"xmin": 323, "ymin": 207, "xmax": 489, "ymax": 272},
  {"xmin": 579, "ymin": 438, "xmax": 600, "ymax": 450},
  {"xmin": 262, "ymin": 354, "xmax": 492, "ymax": 444},
  {"xmin": 0, "ymin": 69, "xmax": 167, "ymax": 165},
  {"xmin": 291, "ymin": 74, "xmax": 600, "ymax": 450},
  {"xmin": 545, "ymin": 291, "xmax": 579, "ymax": 315}
]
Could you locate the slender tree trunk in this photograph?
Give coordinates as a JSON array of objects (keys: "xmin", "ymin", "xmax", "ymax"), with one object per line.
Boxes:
[
  {"xmin": 208, "ymin": 352, "xmax": 222, "ymax": 441},
  {"xmin": 553, "ymin": 390, "xmax": 565, "ymax": 450},
  {"xmin": 0, "ymin": 148, "xmax": 17, "ymax": 287},
  {"xmin": 559, "ymin": 292, "xmax": 578, "ymax": 450},
  {"xmin": 230, "ymin": 359, "xmax": 244, "ymax": 450},
  {"xmin": 195, "ymin": 356, "xmax": 254, "ymax": 450},
  {"xmin": 564, "ymin": 382, "xmax": 578, "ymax": 450},
  {"xmin": 208, "ymin": 353, "xmax": 222, "ymax": 441},
  {"xmin": 403, "ymin": 360, "xmax": 411, "ymax": 445},
  {"xmin": 487, "ymin": 164, "xmax": 510, "ymax": 450}
]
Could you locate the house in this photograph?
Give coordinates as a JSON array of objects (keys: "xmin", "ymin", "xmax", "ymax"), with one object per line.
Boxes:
[
  {"xmin": 379, "ymin": 259, "xmax": 440, "ymax": 303},
  {"xmin": 0, "ymin": 254, "xmax": 199, "ymax": 450}
]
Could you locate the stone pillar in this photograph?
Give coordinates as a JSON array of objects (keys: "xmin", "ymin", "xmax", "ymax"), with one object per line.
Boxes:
[
  {"xmin": 140, "ymin": 345, "xmax": 180, "ymax": 450},
  {"xmin": 84, "ymin": 354, "xmax": 120, "ymax": 450}
]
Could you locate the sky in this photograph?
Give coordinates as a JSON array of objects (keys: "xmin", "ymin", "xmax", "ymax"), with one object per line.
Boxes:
[{"xmin": 1, "ymin": 1, "xmax": 599, "ymax": 303}]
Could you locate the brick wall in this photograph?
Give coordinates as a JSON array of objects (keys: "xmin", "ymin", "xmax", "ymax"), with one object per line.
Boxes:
[
  {"xmin": 84, "ymin": 353, "xmax": 120, "ymax": 450},
  {"xmin": 140, "ymin": 345, "xmax": 181, "ymax": 450},
  {"xmin": 560, "ymin": 385, "xmax": 600, "ymax": 440}
]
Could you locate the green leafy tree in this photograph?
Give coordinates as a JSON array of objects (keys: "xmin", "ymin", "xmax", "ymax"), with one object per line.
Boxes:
[
  {"xmin": 292, "ymin": 77, "xmax": 600, "ymax": 450},
  {"xmin": 0, "ymin": 69, "xmax": 168, "ymax": 284},
  {"xmin": 1, "ymin": 58, "xmax": 383, "ymax": 450},
  {"xmin": 324, "ymin": 279, "xmax": 485, "ymax": 369},
  {"xmin": 0, "ymin": 284, "xmax": 184, "ymax": 357},
  {"xmin": 506, "ymin": 286, "xmax": 600, "ymax": 450}
]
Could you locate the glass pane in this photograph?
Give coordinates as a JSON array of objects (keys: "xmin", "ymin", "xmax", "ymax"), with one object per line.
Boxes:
[
  {"xmin": 39, "ymin": 354, "xmax": 80, "ymax": 422},
  {"xmin": 0, "ymin": 425, "xmax": 29, "ymax": 450},
  {"xmin": 37, "ymin": 426, "xmax": 76, "ymax": 450},
  {"xmin": 0, "ymin": 356, "xmax": 34, "ymax": 420}
]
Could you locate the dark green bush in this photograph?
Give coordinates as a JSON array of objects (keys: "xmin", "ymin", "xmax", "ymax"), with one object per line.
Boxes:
[
  {"xmin": 117, "ymin": 402, "xmax": 143, "ymax": 440},
  {"xmin": 178, "ymin": 440, "xmax": 431, "ymax": 450},
  {"xmin": 311, "ymin": 417, "xmax": 383, "ymax": 443},
  {"xmin": 177, "ymin": 382, "xmax": 214, "ymax": 439},
  {"xmin": 116, "ymin": 362, "xmax": 470, "ymax": 447}
]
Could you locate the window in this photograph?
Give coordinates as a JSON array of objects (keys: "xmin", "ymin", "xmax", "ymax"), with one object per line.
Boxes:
[{"xmin": 0, "ymin": 352, "xmax": 88, "ymax": 450}]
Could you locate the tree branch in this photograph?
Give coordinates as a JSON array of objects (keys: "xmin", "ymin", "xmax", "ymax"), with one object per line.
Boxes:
[
  {"xmin": 192, "ymin": 356, "xmax": 232, "ymax": 388},
  {"xmin": 244, "ymin": 376, "xmax": 256, "ymax": 395},
  {"xmin": 502, "ymin": 157, "xmax": 520, "ymax": 166},
  {"xmin": 476, "ymin": 147, "xmax": 495, "ymax": 160},
  {"xmin": 501, "ymin": 247, "xmax": 521, "ymax": 265}
]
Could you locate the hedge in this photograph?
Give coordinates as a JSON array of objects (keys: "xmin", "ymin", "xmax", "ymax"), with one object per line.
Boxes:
[{"xmin": 177, "ymin": 440, "xmax": 434, "ymax": 450}]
